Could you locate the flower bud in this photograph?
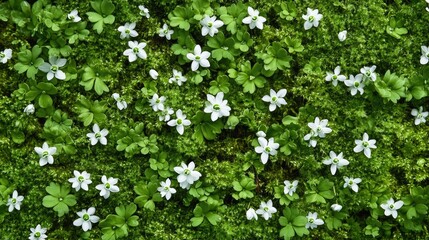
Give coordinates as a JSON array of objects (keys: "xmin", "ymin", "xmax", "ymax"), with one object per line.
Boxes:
[
  {"xmin": 331, "ymin": 203, "xmax": 343, "ymax": 211},
  {"xmin": 24, "ymin": 104, "xmax": 35, "ymax": 115},
  {"xmin": 149, "ymin": 69, "xmax": 158, "ymax": 79},
  {"xmin": 338, "ymin": 30, "xmax": 347, "ymax": 42}
]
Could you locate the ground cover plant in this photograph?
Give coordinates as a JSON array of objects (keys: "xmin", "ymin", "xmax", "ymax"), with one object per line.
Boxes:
[{"xmin": 0, "ymin": 0, "xmax": 429, "ymax": 239}]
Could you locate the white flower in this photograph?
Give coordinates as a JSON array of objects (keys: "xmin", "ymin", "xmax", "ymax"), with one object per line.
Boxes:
[
  {"xmin": 344, "ymin": 74, "xmax": 365, "ymax": 96},
  {"xmin": 34, "ymin": 142, "xmax": 57, "ymax": 166},
  {"xmin": 0, "ymin": 48, "xmax": 12, "ymax": 64},
  {"xmin": 112, "ymin": 93, "xmax": 127, "ymax": 110},
  {"xmin": 420, "ymin": 45, "xmax": 429, "ymax": 65},
  {"xmin": 343, "ymin": 177, "xmax": 362, "ymax": 193},
  {"xmin": 149, "ymin": 93, "xmax": 166, "ymax": 112},
  {"xmin": 256, "ymin": 131, "xmax": 266, "ymax": 138},
  {"xmin": 325, "ymin": 66, "xmax": 346, "ymax": 86},
  {"xmin": 174, "ymin": 161, "xmax": 202, "ymax": 190},
  {"xmin": 149, "ymin": 69, "xmax": 159, "ymax": 79},
  {"xmin": 86, "ymin": 124, "xmax": 109, "ymax": 145},
  {"xmin": 117, "ymin": 22, "xmax": 138, "ymax": 39},
  {"xmin": 204, "ymin": 92, "xmax": 231, "ymax": 121},
  {"xmin": 159, "ymin": 23, "xmax": 174, "ymax": 40},
  {"xmin": 303, "ymin": 117, "xmax": 332, "ymax": 147},
  {"xmin": 411, "ymin": 106, "xmax": 428, "ymax": 125},
  {"xmin": 353, "ymin": 132, "xmax": 376, "ymax": 158},
  {"xmin": 283, "ymin": 180, "xmax": 298, "ymax": 196},
  {"xmin": 338, "ymin": 30, "xmax": 347, "ymax": 42},
  {"xmin": 169, "ymin": 69, "xmax": 187, "ymax": 86},
  {"xmin": 200, "ymin": 15, "xmax": 224, "ymax": 37},
  {"xmin": 38, "ymin": 56, "xmax": 67, "ymax": 80},
  {"xmin": 262, "ymin": 89, "xmax": 287, "ymax": 112},
  {"xmin": 246, "ymin": 208, "xmax": 258, "ymax": 220},
  {"xmin": 255, "ymin": 200, "xmax": 277, "ymax": 220},
  {"xmin": 305, "ymin": 212, "xmax": 324, "ymax": 229},
  {"xmin": 302, "ymin": 8, "xmax": 323, "ymax": 30},
  {"xmin": 255, "ymin": 137, "xmax": 279, "ymax": 164},
  {"xmin": 73, "ymin": 207, "xmax": 100, "ymax": 231},
  {"xmin": 159, "ymin": 107, "xmax": 174, "ymax": 122},
  {"xmin": 331, "ymin": 204, "xmax": 343, "ymax": 212},
  {"xmin": 68, "ymin": 170, "xmax": 92, "ymax": 192},
  {"xmin": 157, "ymin": 178, "xmax": 176, "ymax": 200},
  {"xmin": 123, "ymin": 41, "xmax": 147, "ymax": 62},
  {"xmin": 68, "ymin": 9, "xmax": 81, "ymax": 22},
  {"xmin": 167, "ymin": 109, "xmax": 191, "ymax": 135},
  {"xmin": 6, "ymin": 190, "xmax": 24, "ymax": 212},
  {"xmin": 29, "ymin": 224, "xmax": 47, "ymax": 240},
  {"xmin": 138, "ymin": 5, "xmax": 150, "ymax": 18},
  {"xmin": 322, "ymin": 151, "xmax": 349, "ymax": 175},
  {"xmin": 24, "ymin": 104, "xmax": 35, "ymax": 115},
  {"xmin": 381, "ymin": 198, "xmax": 404, "ymax": 219},
  {"xmin": 186, "ymin": 44, "xmax": 210, "ymax": 71},
  {"xmin": 360, "ymin": 65, "xmax": 377, "ymax": 81},
  {"xmin": 95, "ymin": 175, "xmax": 119, "ymax": 199},
  {"xmin": 242, "ymin": 7, "xmax": 266, "ymax": 30}
]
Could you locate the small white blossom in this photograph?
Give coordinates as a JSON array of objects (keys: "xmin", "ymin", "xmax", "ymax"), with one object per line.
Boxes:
[
  {"xmin": 305, "ymin": 212, "xmax": 324, "ymax": 229},
  {"xmin": 68, "ymin": 170, "xmax": 92, "ymax": 192},
  {"xmin": 353, "ymin": 132, "xmax": 376, "ymax": 158},
  {"xmin": 38, "ymin": 56, "xmax": 67, "ymax": 80},
  {"xmin": 157, "ymin": 178, "xmax": 176, "ymax": 200},
  {"xmin": 169, "ymin": 69, "xmax": 187, "ymax": 86},
  {"xmin": 304, "ymin": 117, "xmax": 332, "ymax": 147},
  {"xmin": 138, "ymin": 5, "xmax": 150, "ymax": 18},
  {"xmin": 256, "ymin": 200, "xmax": 277, "ymax": 220},
  {"xmin": 186, "ymin": 44, "xmax": 210, "ymax": 71},
  {"xmin": 149, "ymin": 93, "xmax": 166, "ymax": 112},
  {"xmin": 325, "ymin": 66, "xmax": 346, "ymax": 86},
  {"xmin": 344, "ymin": 74, "xmax": 365, "ymax": 96},
  {"xmin": 7, "ymin": 190, "xmax": 24, "ymax": 212},
  {"xmin": 174, "ymin": 161, "xmax": 202, "ymax": 190},
  {"xmin": 343, "ymin": 177, "xmax": 362, "ymax": 193},
  {"xmin": 361, "ymin": 65, "xmax": 377, "ymax": 81},
  {"xmin": 112, "ymin": 93, "xmax": 127, "ymax": 110},
  {"xmin": 242, "ymin": 7, "xmax": 266, "ymax": 30},
  {"xmin": 283, "ymin": 180, "xmax": 298, "ymax": 196},
  {"xmin": 262, "ymin": 89, "xmax": 287, "ymax": 112},
  {"xmin": 67, "ymin": 9, "xmax": 81, "ymax": 22},
  {"xmin": 331, "ymin": 204, "xmax": 343, "ymax": 212},
  {"xmin": 117, "ymin": 22, "xmax": 138, "ymax": 39},
  {"xmin": 95, "ymin": 175, "xmax": 119, "ymax": 199},
  {"xmin": 34, "ymin": 142, "xmax": 57, "ymax": 166},
  {"xmin": 86, "ymin": 124, "xmax": 109, "ymax": 145},
  {"xmin": 0, "ymin": 48, "xmax": 12, "ymax": 64},
  {"xmin": 159, "ymin": 23, "xmax": 174, "ymax": 40},
  {"xmin": 24, "ymin": 104, "xmax": 35, "ymax": 115},
  {"xmin": 338, "ymin": 30, "xmax": 347, "ymax": 42},
  {"xmin": 246, "ymin": 208, "xmax": 258, "ymax": 220},
  {"xmin": 420, "ymin": 45, "xmax": 429, "ymax": 65},
  {"xmin": 302, "ymin": 8, "xmax": 323, "ymax": 30},
  {"xmin": 159, "ymin": 107, "xmax": 174, "ymax": 122},
  {"xmin": 255, "ymin": 137, "xmax": 279, "ymax": 164},
  {"xmin": 204, "ymin": 92, "xmax": 231, "ymax": 121},
  {"xmin": 322, "ymin": 151, "xmax": 349, "ymax": 175},
  {"xmin": 167, "ymin": 109, "xmax": 191, "ymax": 135},
  {"xmin": 149, "ymin": 69, "xmax": 158, "ymax": 79},
  {"xmin": 123, "ymin": 41, "xmax": 147, "ymax": 62},
  {"xmin": 200, "ymin": 15, "xmax": 224, "ymax": 37},
  {"xmin": 411, "ymin": 106, "xmax": 428, "ymax": 125},
  {"xmin": 29, "ymin": 224, "xmax": 47, "ymax": 240},
  {"xmin": 73, "ymin": 207, "xmax": 100, "ymax": 231},
  {"xmin": 381, "ymin": 198, "xmax": 404, "ymax": 219}
]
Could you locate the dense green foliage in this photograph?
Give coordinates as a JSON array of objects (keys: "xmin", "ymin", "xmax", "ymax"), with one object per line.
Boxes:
[{"xmin": 0, "ymin": 0, "xmax": 428, "ymax": 239}]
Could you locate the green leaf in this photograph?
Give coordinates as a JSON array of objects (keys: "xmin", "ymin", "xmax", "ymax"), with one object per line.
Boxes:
[
  {"xmin": 280, "ymin": 224, "xmax": 295, "ymax": 239},
  {"xmin": 101, "ymin": 0, "xmax": 115, "ymax": 15},
  {"xmin": 191, "ymin": 216, "xmax": 204, "ymax": 227},
  {"xmin": 39, "ymin": 94, "xmax": 53, "ymax": 108},
  {"xmin": 53, "ymin": 202, "xmax": 69, "ymax": 217},
  {"xmin": 406, "ymin": 207, "xmax": 417, "ymax": 219},
  {"xmin": 87, "ymin": 12, "xmax": 103, "ymax": 22},
  {"xmin": 11, "ymin": 131, "xmax": 25, "ymax": 144},
  {"xmin": 42, "ymin": 195, "xmax": 59, "ymax": 208},
  {"xmin": 206, "ymin": 212, "xmax": 221, "ymax": 225},
  {"xmin": 103, "ymin": 15, "xmax": 115, "ymax": 24},
  {"xmin": 292, "ymin": 216, "xmax": 307, "ymax": 227},
  {"xmin": 94, "ymin": 78, "xmax": 109, "ymax": 95}
]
